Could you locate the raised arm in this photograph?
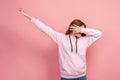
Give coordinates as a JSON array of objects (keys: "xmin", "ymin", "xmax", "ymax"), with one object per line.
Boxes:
[
  {"xmin": 81, "ymin": 28, "xmax": 102, "ymax": 47},
  {"xmin": 18, "ymin": 8, "xmax": 63, "ymax": 43}
]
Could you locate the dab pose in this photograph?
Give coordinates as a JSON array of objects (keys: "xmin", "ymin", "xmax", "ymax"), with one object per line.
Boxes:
[{"xmin": 19, "ymin": 8, "xmax": 102, "ymax": 80}]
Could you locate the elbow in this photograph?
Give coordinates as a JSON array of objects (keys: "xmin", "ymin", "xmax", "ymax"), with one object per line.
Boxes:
[
  {"xmin": 94, "ymin": 30, "xmax": 102, "ymax": 38},
  {"xmin": 99, "ymin": 30, "xmax": 102, "ymax": 36},
  {"xmin": 99, "ymin": 31, "xmax": 102, "ymax": 36},
  {"xmin": 96, "ymin": 30, "xmax": 102, "ymax": 38}
]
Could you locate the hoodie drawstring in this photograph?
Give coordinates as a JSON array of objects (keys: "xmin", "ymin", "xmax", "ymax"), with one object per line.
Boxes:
[
  {"xmin": 75, "ymin": 37, "xmax": 78, "ymax": 53},
  {"xmin": 69, "ymin": 35, "xmax": 78, "ymax": 53}
]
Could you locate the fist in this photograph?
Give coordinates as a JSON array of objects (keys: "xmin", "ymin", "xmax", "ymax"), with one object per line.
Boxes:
[{"xmin": 18, "ymin": 8, "xmax": 24, "ymax": 12}]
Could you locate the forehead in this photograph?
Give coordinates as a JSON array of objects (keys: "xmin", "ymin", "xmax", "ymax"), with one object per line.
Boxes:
[
  {"xmin": 70, "ymin": 24, "xmax": 84, "ymax": 27},
  {"xmin": 70, "ymin": 24, "xmax": 78, "ymax": 27}
]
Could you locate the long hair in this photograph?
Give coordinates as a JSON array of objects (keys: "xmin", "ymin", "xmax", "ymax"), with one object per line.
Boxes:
[{"xmin": 65, "ymin": 19, "xmax": 86, "ymax": 37}]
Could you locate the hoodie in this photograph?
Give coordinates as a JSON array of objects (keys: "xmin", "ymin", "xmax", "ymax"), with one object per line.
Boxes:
[{"xmin": 31, "ymin": 18, "xmax": 102, "ymax": 78}]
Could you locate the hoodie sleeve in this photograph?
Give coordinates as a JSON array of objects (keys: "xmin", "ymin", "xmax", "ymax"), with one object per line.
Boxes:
[
  {"xmin": 31, "ymin": 17, "xmax": 63, "ymax": 43},
  {"xmin": 81, "ymin": 28, "xmax": 102, "ymax": 47}
]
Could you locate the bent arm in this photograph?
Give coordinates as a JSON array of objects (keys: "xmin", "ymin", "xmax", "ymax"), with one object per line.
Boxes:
[
  {"xmin": 81, "ymin": 28, "xmax": 102, "ymax": 47},
  {"xmin": 81, "ymin": 28, "xmax": 102, "ymax": 38}
]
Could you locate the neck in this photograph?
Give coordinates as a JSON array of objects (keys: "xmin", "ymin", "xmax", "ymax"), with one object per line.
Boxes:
[
  {"xmin": 70, "ymin": 33, "xmax": 81, "ymax": 38},
  {"xmin": 70, "ymin": 34, "xmax": 75, "ymax": 37}
]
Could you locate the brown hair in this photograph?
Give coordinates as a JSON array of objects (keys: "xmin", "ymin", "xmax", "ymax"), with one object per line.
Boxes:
[{"xmin": 65, "ymin": 19, "xmax": 86, "ymax": 37}]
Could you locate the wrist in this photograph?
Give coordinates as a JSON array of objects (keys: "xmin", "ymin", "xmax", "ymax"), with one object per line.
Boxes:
[
  {"xmin": 79, "ymin": 27, "xmax": 83, "ymax": 32},
  {"xmin": 80, "ymin": 27, "xmax": 85, "ymax": 33}
]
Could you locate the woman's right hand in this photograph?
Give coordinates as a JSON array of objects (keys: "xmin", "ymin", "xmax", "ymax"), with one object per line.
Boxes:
[
  {"xmin": 18, "ymin": 8, "xmax": 24, "ymax": 13},
  {"xmin": 18, "ymin": 8, "xmax": 33, "ymax": 20},
  {"xmin": 18, "ymin": 8, "xmax": 27, "ymax": 16}
]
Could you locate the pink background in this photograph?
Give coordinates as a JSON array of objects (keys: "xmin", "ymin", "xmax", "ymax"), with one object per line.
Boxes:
[{"xmin": 0, "ymin": 0, "xmax": 120, "ymax": 80}]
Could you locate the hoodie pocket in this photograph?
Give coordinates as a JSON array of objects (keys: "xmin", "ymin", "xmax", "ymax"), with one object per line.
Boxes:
[{"xmin": 62, "ymin": 54, "xmax": 86, "ymax": 75}]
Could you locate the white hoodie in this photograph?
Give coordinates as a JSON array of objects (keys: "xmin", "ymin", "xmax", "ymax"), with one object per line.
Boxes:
[{"xmin": 31, "ymin": 18, "xmax": 102, "ymax": 78}]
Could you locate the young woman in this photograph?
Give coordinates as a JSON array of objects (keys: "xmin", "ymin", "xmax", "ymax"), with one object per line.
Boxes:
[{"xmin": 19, "ymin": 8, "xmax": 102, "ymax": 80}]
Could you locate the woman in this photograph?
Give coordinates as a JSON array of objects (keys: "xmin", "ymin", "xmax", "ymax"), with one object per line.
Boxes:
[{"xmin": 19, "ymin": 8, "xmax": 102, "ymax": 80}]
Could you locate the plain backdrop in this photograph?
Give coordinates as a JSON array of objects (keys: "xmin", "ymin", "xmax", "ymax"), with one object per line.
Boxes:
[{"xmin": 0, "ymin": 0, "xmax": 120, "ymax": 80}]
